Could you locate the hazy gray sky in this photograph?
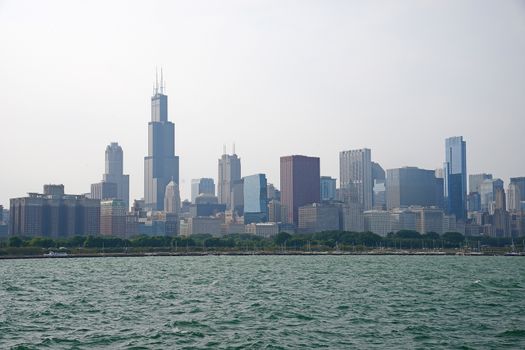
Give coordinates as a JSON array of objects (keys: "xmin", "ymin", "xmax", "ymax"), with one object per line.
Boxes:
[{"xmin": 1, "ymin": 0, "xmax": 524, "ymax": 207}]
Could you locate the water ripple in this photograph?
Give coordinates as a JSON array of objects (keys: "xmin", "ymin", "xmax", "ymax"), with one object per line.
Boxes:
[{"xmin": 0, "ymin": 256, "xmax": 524, "ymax": 349}]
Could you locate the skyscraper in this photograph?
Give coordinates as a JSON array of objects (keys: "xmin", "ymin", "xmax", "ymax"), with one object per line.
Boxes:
[
  {"xmin": 479, "ymin": 178, "xmax": 504, "ymax": 213},
  {"xmin": 243, "ymin": 174, "xmax": 268, "ymax": 224},
  {"xmin": 444, "ymin": 136, "xmax": 467, "ymax": 220},
  {"xmin": 510, "ymin": 177, "xmax": 525, "ymax": 201},
  {"xmin": 507, "ymin": 182, "xmax": 521, "ymax": 212},
  {"xmin": 191, "ymin": 178, "xmax": 215, "ymax": 203},
  {"xmin": 280, "ymin": 155, "xmax": 320, "ymax": 225},
  {"xmin": 320, "ymin": 176, "xmax": 337, "ymax": 202},
  {"xmin": 386, "ymin": 167, "xmax": 438, "ymax": 210},
  {"xmin": 164, "ymin": 180, "xmax": 181, "ymax": 214},
  {"xmin": 218, "ymin": 152, "xmax": 241, "ymax": 209},
  {"xmin": 469, "ymin": 173, "xmax": 493, "ymax": 194},
  {"xmin": 103, "ymin": 142, "xmax": 130, "ymax": 208},
  {"xmin": 144, "ymin": 71, "xmax": 179, "ymax": 211},
  {"xmin": 339, "ymin": 148, "xmax": 373, "ymax": 210}
]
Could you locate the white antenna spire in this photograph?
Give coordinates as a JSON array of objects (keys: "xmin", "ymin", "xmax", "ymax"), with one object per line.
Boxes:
[
  {"xmin": 223, "ymin": 144, "xmax": 226, "ymax": 155},
  {"xmin": 232, "ymin": 142, "xmax": 236, "ymax": 155},
  {"xmin": 160, "ymin": 67, "xmax": 164, "ymax": 94},
  {"xmin": 155, "ymin": 67, "xmax": 159, "ymax": 94}
]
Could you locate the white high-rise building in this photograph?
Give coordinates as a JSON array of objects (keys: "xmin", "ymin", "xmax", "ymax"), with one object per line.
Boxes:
[
  {"xmin": 164, "ymin": 180, "xmax": 181, "ymax": 214},
  {"xmin": 507, "ymin": 183, "xmax": 521, "ymax": 212},
  {"xmin": 218, "ymin": 152, "xmax": 241, "ymax": 209},
  {"xmin": 339, "ymin": 149, "xmax": 373, "ymax": 210}
]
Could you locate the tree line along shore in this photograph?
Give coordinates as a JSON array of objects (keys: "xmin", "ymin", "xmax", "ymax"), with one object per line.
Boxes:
[{"xmin": 1, "ymin": 231, "xmax": 523, "ymax": 257}]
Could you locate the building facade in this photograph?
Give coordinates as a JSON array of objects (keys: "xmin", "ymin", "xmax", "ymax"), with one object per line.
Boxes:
[
  {"xmin": 144, "ymin": 75, "xmax": 179, "ymax": 211},
  {"xmin": 298, "ymin": 203, "xmax": 340, "ymax": 233},
  {"xmin": 243, "ymin": 174, "xmax": 268, "ymax": 224},
  {"xmin": 444, "ymin": 136, "xmax": 467, "ymax": 221},
  {"xmin": 100, "ymin": 199, "xmax": 127, "ymax": 236},
  {"xmin": 9, "ymin": 186, "xmax": 100, "ymax": 237},
  {"xmin": 218, "ymin": 153, "xmax": 241, "ymax": 209},
  {"xmin": 90, "ymin": 181, "xmax": 118, "ymax": 201},
  {"xmin": 341, "ymin": 202, "xmax": 364, "ymax": 232},
  {"xmin": 386, "ymin": 167, "xmax": 438, "ymax": 210},
  {"xmin": 280, "ymin": 155, "xmax": 321, "ymax": 225},
  {"xmin": 102, "ymin": 142, "xmax": 130, "ymax": 208},
  {"xmin": 340, "ymin": 148, "xmax": 373, "ymax": 210},
  {"xmin": 191, "ymin": 178, "xmax": 215, "ymax": 203},
  {"xmin": 164, "ymin": 180, "xmax": 181, "ymax": 214},
  {"xmin": 320, "ymin": 176, "xmax": 337, "ymax": 202}
]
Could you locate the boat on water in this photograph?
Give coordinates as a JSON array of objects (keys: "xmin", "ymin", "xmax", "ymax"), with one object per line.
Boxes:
[{"xmin": 44, "ymin": 251, "xmax": 68, "ymax": 257}]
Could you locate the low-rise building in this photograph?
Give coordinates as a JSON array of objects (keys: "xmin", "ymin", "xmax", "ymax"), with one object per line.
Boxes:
[
  {"xmin": 298, "ymin": 203, "xmax": 340, "ymax": 233},
  {"xmin": 245, "ymin": 222, "xmax": 279, "ymax": 237}
]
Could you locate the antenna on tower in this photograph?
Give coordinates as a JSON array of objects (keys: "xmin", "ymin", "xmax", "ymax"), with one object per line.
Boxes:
[
  {"xmin": 223, "ymin": 144, "xmax": 226, "ymax": 155},
  {"xmin": 155, "ymin": 67, "xmax": 159, "ymax": 94},
  {"xmin": 232, "ymin": 142, "xmax": 236, "ymax": 155},
  {"xmin": 160, "ymin": 68, "xmax": 164, "ymax": 94}
]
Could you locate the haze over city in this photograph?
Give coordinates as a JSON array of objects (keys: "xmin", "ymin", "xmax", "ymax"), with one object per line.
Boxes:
[{"xmin": 1, "ymin": 0, "xmax": 524, "ymax": 207}]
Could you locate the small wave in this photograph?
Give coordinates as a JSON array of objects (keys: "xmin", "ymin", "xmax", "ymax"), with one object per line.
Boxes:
[{"xmin": 496, "ymin": 329, "xmax": 525, "ymax": 338}]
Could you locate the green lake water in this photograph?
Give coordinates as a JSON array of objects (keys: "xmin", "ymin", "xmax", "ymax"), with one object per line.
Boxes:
[{"xmin": 1, "ymin": 256, "xmax": 524, "ymax": 349}]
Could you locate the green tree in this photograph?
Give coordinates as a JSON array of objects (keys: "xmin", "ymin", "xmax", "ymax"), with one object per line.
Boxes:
[
  {"xmin": 442, "ymin": 232, "xmax": 465, "ymax": 245},
  {"xmin": 8, "ymin": 236, "xmax": 24, "ymax": 247},
  {"xmin": 274, "ymin": 232, "xmax": 292, "ymax": 245}
]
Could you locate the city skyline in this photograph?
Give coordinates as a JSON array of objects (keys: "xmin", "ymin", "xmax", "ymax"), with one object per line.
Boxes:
[{"xmin": 1, "ymin": 1, "xmax": 525, "ymax": 207}]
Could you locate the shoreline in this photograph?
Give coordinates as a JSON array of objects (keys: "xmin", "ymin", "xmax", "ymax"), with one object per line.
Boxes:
[{"xmin": 1, "ymin": 251, "xmax": 523, "ymax": 260}]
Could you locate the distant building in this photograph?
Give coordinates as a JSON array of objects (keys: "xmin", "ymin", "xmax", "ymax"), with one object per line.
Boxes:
[
  {"xmin": 364, "ymin": 210, "xmax": 392, "ymax": 236},
  {"xmin": 268, "ymin": 199, "xmax": 282, "ymax": 223},
  {"xmin": 320, "ymin": 176, "xmax": 337, "ymax": 202},
  {"xmin": 243, "ymin": 174, "xmax": 268, "ymax": 224},
  {"xmin": 507, "ymin": 183, "xmax": 522, "ymax": 212},
  {"xmin": 144, "ymin": 75, "xmax": 179, "ymax": 211},
  {"xmin": 90, "ymin": 181, "xmax": 118, "ymax": 201},
  {"xmin": 510, "ymin": 177, "xmax": 525, "ymax": 201},
  {"xmin": 340, "ymin": 149, "xmax": 373, "ymax": 210},
  {"xmin": 390, "ymin": 208, "xmax": 417, "ymax": 232},
  {"xmin": 183, "ymin": 217, "xmax": 222, "ymax": 236},
  {"xmin": 479, "ymin": 178, "xmax": 504, "ymax": 213},
  {"xmin": 9, "ymin": 185, "xmax": 100, "ymax": 237},
  {"xmin": 444, "ymin": 136, "xmax": 467, "ymax": 221},
  {"xmin": 267, "ymin": 183, "xmax": 280, "ymax": 201},
  {"xmin": 218, "ymin": 152, "xmax": 241, "ymax": 209},
  {"xmin": 245, "ymin": 222, "xmax": 279, "ymax": 237},
  {"xmin": 467, "ymin": 192, "xmax": 481, "ymax": 212},
  {"xmin": 164, "ymin": 180, "xmax": 181, "ymax": 214},
  {"xmin": 100, "ymin": 199, "xmax": 127, "ymax": 237},
  {"xmin": 386, "ymin": 167, "xmax": 439, "ymax": 210},
  {"xmin": 188, "ymin": 203, "xmax": 226, "ymax": 218},
  {"xmin": 230, "ymin": 179, "xmax": 244, "ymax": 216},
  {"xmin": 341, "ymin": 202, "xmax": 364, "ymax": 232},
  {"xmin": 280, "ymin": 155, "xmax": 320, "ymax": 225},
  {"xmin": 103, "ymin": 143, "xmax": 130, "ymax": 208},
  {"xmin": 298, "ymin": 203, "xmax": 339, "ymax": 233},
  {"xmin": 373, "ymin": 180, "xmax": 386, "ymax": 210},
  {"xmin": 412, "ymin": 207, "xmax": 444, "ymax": 235},
  {"xmin": 43, "ymin": 184, "xmax": 65, "ymax": 197},
  {"xmin": 221, "ymin": 223, "xmax": 245, "ymax": 235},
  {"xmin": 469, "ymin": 173, "xmax": 492, "ymax": 194},
  {"xmin": 191, "ymin": 178, "xmax": 215, "ymax": 203}
]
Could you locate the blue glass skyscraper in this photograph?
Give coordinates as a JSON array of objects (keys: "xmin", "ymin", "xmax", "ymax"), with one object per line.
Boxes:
[
  {"xmin": 243, "ymin": 174, "xmax": 268, "ymax": 224},
  {"xmin": 444, "ymin": 136, "xmax": 467, "ymax": 220},
  {"xmin": 144, "ymin": 71, "xmax": 179, "ymax": 210}
]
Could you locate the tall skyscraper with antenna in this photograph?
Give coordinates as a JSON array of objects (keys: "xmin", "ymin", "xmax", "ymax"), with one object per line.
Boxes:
[
  {"xmin": 144, "ymin": 69, "xmax": 179, "ymax": 211},
  {"xmin": 218, "ymin": 145, "xmax": 241, "ymax": 210}
]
